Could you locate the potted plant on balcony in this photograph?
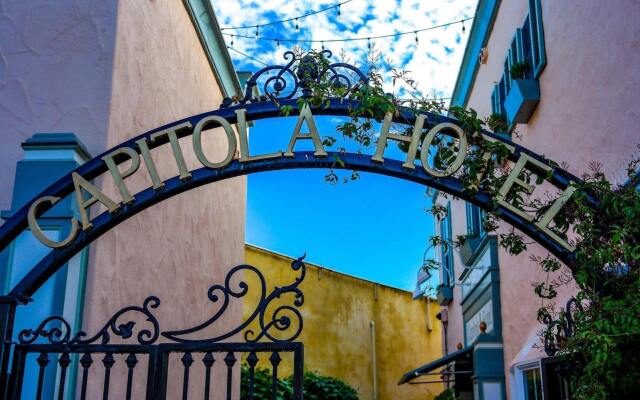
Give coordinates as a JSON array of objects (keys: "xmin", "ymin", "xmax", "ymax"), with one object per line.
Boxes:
[
  {"xmin": 486, "ymin": 113, "xmax": 508, "ymax": 135},
  {"xmin": 504, "ymin": 60, "xmax": 540, "ymax": 126}
]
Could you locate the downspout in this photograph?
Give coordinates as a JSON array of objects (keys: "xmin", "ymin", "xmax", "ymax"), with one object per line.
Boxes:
[
  {"xmin": 370, "ymin": 321, "xmax": 378, "ymax": 400},
  {"xmin": 426, "ymin": 298, "xmax": 433, "ymax": 331}
]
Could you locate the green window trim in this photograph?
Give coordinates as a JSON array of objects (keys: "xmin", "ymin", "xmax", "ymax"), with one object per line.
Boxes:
[
  {"xmin": 439, "ymin": 203, "xmax": 454, "ymax": 287},
  {"xmin": 466, "ymin": 203, "xmax": 486, "ymax": 238},
  {"xmin": 489, "ymin": 0, "xmax": 546, "ymax": 119},
  {"xmin": 528, "ymin": 0, "xmax": 547, "ymax": 78}
]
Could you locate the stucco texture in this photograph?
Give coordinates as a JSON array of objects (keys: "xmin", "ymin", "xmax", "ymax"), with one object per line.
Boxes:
[
  {"xmin": 449, "ymin": 0, "xmax": 640, "ymax": 398},
  {"xmin": 79, "ymin": 1, "xmax": 245, "ymax": 399},
  {"xmin": 0, "ymin": 0, "xmax": 118, "ymax": 211},
  {"xmin": 245, "ymin": 245, "xmax": 443, "ymax": 400}
]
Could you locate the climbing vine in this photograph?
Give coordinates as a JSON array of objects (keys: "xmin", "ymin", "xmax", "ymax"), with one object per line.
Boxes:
[{"xmin": 277, "ymin": 49, "xmax": 640, "ymax": 399}]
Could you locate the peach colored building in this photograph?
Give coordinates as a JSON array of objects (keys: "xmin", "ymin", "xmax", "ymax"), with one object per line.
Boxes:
[
  {"xmin": 402, "ymin": 1, "xmax": 640, "ymax": 399},
  {"xmin": 0, "ymin": 1, "xmax": 245, "ymax": 398}
]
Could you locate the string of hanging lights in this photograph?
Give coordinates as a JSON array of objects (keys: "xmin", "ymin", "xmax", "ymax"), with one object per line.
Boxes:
[
  {"xmin": 225, "ymin": 44, "xmax": 457, "ymax": 102},
  {"xmin": 225, "ymin": 17, "xmax": 472, "ymax": 47},
  {"xmin": 220, "ymin": 0, "xmax": 353, "ymax": 31}
]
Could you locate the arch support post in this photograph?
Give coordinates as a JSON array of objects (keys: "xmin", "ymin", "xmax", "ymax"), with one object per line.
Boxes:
[{"xmin": 0, "ymin": 296, "xmax": 29, "ymax": 400}]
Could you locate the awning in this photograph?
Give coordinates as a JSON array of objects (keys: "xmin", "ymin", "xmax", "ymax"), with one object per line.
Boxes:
[{"xmin": 398, "ymin": 345, "xmax": 473, "ymax": 385}]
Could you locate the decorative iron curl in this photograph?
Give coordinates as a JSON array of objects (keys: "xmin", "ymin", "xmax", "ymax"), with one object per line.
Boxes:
[
  {"xmin": 221, "ymin": 50, "xmax": 369, "ymax": 108},
  {"xmin": 543, "ymin": 296, "xmax": 585, "ymax": 356},
  {"xmin": 19, "ymin": 258, "xmax": 306, "ymax": 346},
  {"xmin": 244, "ymin": 254, "xmax": 306, "ymax": 343},
  {"xmin": 18, "ymin": 296, "xmax": 161, "ymax": 345},
  {"xmin": 18, "ymin": 316, "xmax": 72, "ymax": 345},
  {"xmin": 163, "ymin": 255, "xmax": 306, "ymax": 344}
]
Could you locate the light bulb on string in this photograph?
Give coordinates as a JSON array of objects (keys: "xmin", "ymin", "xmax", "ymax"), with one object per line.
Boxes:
[
  {"xmin": 415, "ymin": 31, "xmax": 419, "ymax": 44},
  {"xmin": 321, "ymin": 42, "xmax": 325, "ymax": 51},
  {"xmin": 462, "ymin": 21, "xmax": 466, "ymax": 33},
  {"xmin": 295, "ymin": 18, "xmax": 299, "ymax": 31},
  {"xmin": 367, "ymin": 38, "xmax": 371, "ymax": 50},
  {"xmin": 276, "ymin": 40, "xmax": 280, "ymax": 48},
  {"xmin": 231, "ymin": 35, "xmax": 234, "ymax": 46},
  {"xmin": 255, "ymin": 25, "xmax": 259, "ymax": 37},
  {"xmin": 337, "ymin": 4, "xmax": 341, "ymax": 16}
]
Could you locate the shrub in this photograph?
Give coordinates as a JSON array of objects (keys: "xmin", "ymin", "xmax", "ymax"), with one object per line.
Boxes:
[
  {"xmin": 289, "ymin": 371, "xmax": 359, "ymax": 400},
  {"xmin": 240, "ymin": 365, "xmax": 292, "ymax": 400},
  {"xmin": 240, "ymin": 366, "xmax": 359, "ymax": 400},
  {"xmin": 434, "ymin": 388, "xmax": 460, "ymax": 400}
]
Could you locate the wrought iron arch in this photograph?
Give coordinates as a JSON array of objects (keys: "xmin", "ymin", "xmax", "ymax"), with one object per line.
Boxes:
[
  {"xmin": 0, "ymin": 50, "xmax": 591, "ymax": 300},
  {"xmin": 0, "ymin": 50, "xmax": 595, "ymax": 398}
]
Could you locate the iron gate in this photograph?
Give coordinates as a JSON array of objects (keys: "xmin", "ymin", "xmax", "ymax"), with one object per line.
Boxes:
[{"xmin": 4, "ymin": 256, "xmax": 306, "ymax": 400}]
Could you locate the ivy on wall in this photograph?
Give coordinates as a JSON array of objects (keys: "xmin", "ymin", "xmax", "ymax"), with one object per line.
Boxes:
[{"xmin": 283, "ymin": 49, "xmax": 640, "ymax": 400}]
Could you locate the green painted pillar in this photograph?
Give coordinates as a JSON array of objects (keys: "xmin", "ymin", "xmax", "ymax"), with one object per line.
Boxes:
[{"xmin": 472, "ymin": 331, "xmax": 506, "ymax": 400}]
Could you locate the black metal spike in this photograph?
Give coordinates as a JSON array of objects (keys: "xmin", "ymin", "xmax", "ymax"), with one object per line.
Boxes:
[
  {"xmin": 181, "ymin": 352, "xmax": 194, "ymax": 367},
  {"xmin": 224, "ymin": 352, "xmax": 237, "ymax": 366},
  {"xmin": 102, "ymin": 353, "xmax": 115, "ymax": 368},
  {"xmin": 36, "ymin": 352, "xmax": 49, "ymax": 367},
  {"xmin": 58, "ymin": 352, "xmax": 71, "ymax": 367},
  {"xmin": 80, "ymin": 353, "xmax": 93, "ymax": 368},
  {"xmin": 203, "ymin": 352, "xmax": 215, "ymax": 367},
  {"xmin": 247, "ymin": 351, "xmax": 259, "ymax": 367},
  {"xmin": 269, "ymin": 351, "xmax": 281, "ymax": 367},
  {"xmin": 125, "ymin": 353, "xmax": 138, "ymax": 368}
]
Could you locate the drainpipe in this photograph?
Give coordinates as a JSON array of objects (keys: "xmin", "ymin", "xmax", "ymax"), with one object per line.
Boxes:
[
  {"xmin": 426, "ymin": 298, "xmax": 433, "ymax": 331},
  {"xmin": 370, "ymin": 321, "xmax": 378, "ymax": 400}
]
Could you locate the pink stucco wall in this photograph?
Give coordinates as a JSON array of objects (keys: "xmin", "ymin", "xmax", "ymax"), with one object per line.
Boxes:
[
  {"xmin": 80, "ymin": 1, "xmax": 245, "ymax": 398},
  {"xmin": 1, "ymin": 0, "xmax": 245, "ymax": 398},
  {"xmin": 448, "ymin": 0, "xmax": 640, "ymax": 397},
  {"xmin": 0, "ymin": 0, "xmax": 119, "ymax": 211}
]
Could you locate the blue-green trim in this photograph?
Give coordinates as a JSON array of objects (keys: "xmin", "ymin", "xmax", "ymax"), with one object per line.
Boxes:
[
  {"xmin": 1, "ymin": 133, "xmax": 91, "ymax": 399},
  {"xmin": 473, "ymin": 337, "xmax": 507, "ymax": 400},
  {"xmin": 460, "ymin": 236, "xmax": 503, "ymax": 344},
  {"xmin": 459, "ymin": 233, "xmax": 493, "ymax": 280},
  {"xmin": 529, "ymin": 0, "xmax": 547, "ymax": 78},
  {"xmin": 21, "ymin": 133, "xmax": 91, "ymax": 160},
  {"xmin": 450, "ymin": 0, "xmax": 502, "ymax": 108},
  {"xmin": 183, "ymin": 0, "xmax": 242, "ymax": 98}
]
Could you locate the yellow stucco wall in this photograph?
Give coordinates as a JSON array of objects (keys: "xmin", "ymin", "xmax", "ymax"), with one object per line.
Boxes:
[{"xmin": 244, "ymin": 244, "xmax": 443, "ymax": 400}]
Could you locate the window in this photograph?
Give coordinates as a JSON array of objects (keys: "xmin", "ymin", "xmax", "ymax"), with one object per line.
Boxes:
[
  {"xmin": 541, "ymin": 357, "xmax": 573, "ymax": 400},
  {"xmin": 439, "ymin": 203, "xmax": 454, "ymax": 287},
  {"xmin": 489, "ymin": 0, "xmax": 546, "ymax": 116},
  {"xmin": 528, "ymin": 0, "xmax": 547, "ymax": 77},
  {"xmin": 466, "ymin": 203, "xmax": 485, "ymax": 238},
  {"xmin": 523, "ymin": 367, "xmax": 544, "ymax": 400}
]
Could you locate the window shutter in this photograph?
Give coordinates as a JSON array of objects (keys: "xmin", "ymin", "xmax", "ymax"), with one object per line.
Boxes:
[
  {"xmin": 503, "ymin": 58, "xmax": 511, "ymax": 93},
  {"xmin": 510, "ymin": 33, "xmax": 520, "ymax": 64},
  {"xmin": 528, "ymin": 0, "xmax": 547, "ymax": 77},
  {"xmin": 498, "ymin": 76, "xmax": 506, "ymax": 114},
  {"xmin": 521, "ymin": 15, "xmax": 533, "ymax": 65}
]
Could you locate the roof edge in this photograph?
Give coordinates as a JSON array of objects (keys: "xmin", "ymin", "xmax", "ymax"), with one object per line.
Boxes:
[
  {"xmin": 183, "ymin": 0, "xmax": 243, "ymax": 99},
  {"xmin": 245, "ymin": 243, "xmax": 437, "ymax": 299},
  {"xmin": 450, "ymin": 0, "xmax": 501, "ymax": 108}
]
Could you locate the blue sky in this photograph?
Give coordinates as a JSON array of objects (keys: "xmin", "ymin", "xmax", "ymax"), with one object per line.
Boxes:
[{"xmin": 212, "ymin": 0, "xmax": 476, "ymax": 290}]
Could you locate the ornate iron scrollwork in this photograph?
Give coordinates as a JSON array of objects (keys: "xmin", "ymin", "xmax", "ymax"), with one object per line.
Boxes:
[
  {"xmin": 542, "ymin": 296, "xmax": 585, "ymax": 356},
  {"xmin": 163, "ymin": 254, "xmax": 306, "ymax": 343},
  {"xmin": 18, "ymin": 257, "xmax": 306, "ymax": 345},
  {"xmin": 18, "ymin": 296, "xmax": 160, "ymax": 345},
  {"xmin": 221, "ymin": 50, "xmax": 369, "ymax": 108}
]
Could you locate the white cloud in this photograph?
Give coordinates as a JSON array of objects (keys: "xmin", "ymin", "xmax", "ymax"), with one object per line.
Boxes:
[{"xmin": 211, "ymin": 0, "xmax": 477, "ymax": 101}]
